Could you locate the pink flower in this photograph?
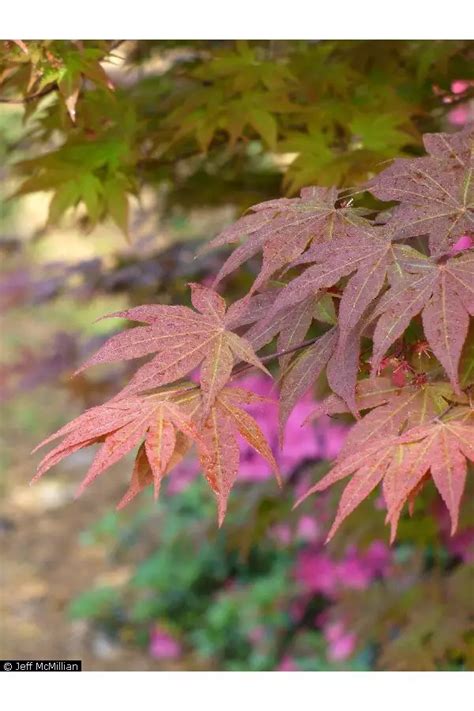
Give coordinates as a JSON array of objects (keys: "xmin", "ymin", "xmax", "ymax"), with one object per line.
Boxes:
[
  {"xmin": 248, "ymin": 626, "xmax": 266, "ymax": 644},
  {"xmin": 337, "ymin": 554, "xmax": 372, "ymax": 590},
  {"xmin": 451, "ymin": 80, "xmax": 470, "ymax": 94},
  {"xmin": 447, "ymin": 529, "xmax": 474, "ymax": 563},
  {"xmin": 323, "ymin": 621, "xmax": 356, "ymax": 662},
  {"xmin": 271, "ymin": 523, "xmax": 292, "ymax": 545},
  {"xmin": 277, "ymin": 655, "xmax": 298, "ymax": 671},
  {"xmin": 149, "ymin": 626, "xmax": 182, "ymax": 660},
  {"xmin": 289, "ymin": 599, "xmax": 307, "ymax": 622},
  {"xmin": 337, "ymin": 542, "xmax": 391, "ymax": 589},
  {"xmin": 295, "ymin": 551, "xmax": 339, "ymax": 595},
  {"xmin": 324, "ymin": 620, "xmax": 345, "ymax": 642},
  {"xmin": 234, "ymin": 374, "xmax": 348, "ymax": 483},
  {"xmin": 365, "ymin": 541, "xmax": 391, "ymax": 576},
  {"xmin": 295, "ymin": 542, "xmax": 392, "ymax": 596},
  {"xmin": 451, "ymin": 234, "xmax": 473, "ymax": 253},
  {"xmin": 296, "ymin": 515, "xmax": 320, "ymax": 543},
  {"xmin": 435, "ymin": 501, "xmax": 474, "ymax": 563},
  {"xmin": 374, "ymin": 494, "xmax": 386, "ymax": 510},
  {"xmin": 328, "ymin": 633, "xmax": 356, "ymax": 661},
  {"xmin": 448, "ymin": 106, "xmax": 472, "ymax": 126},
  {"xmin": 166, "ymin": 460, "xmax": 199, "ymax": 494}
]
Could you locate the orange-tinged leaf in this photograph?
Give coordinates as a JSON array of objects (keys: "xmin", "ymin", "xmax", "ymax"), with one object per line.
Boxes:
[
  {"xmin": 425, "ymin": 426, "xmax": 468, "ymax": 535},
  {"xmin": 224, "ymin": 331, "xmax": 270, "ymax": 376},
  {"xmin": 277, "ymin": 295, "xmax": 319, "ymax": 372},
  {"xmin": 225, "ymin": 290, "xmax": 280, "ymax": 330},
  {"xmin": 98, "ymin": 304, "xmax": 197, "ymax": 325},
  {"xmin": 306, "ymin": 376, "xmax": 402, "ymax": 421},
  {"xmin": 162, "ymin": 431, "xmax": 194, "ymax": 475},
  {"xmin": 32, "ymin": 388, "xmax": 204, "ymax": 509},
  {"xmin": 295, "ymin": 437, "xmax": 396, "ymax": 505},
  {"xmin": 118, "ymin": 338, "xmax": 213, "ymax": 398},
  {"xmin": 244, "ymin": 299, "xmax": 306, "ymax": 351},
  {"xmin": 390, "ymin": 409, "xmax": 474, "ymax": 534},
  {"xmin": 337, "ymin": 240, "xmax": 393, "ymax": 342},
  {"xmin": 199, "ymin": 407, "xmax": 240, "ymax": 526},
  {"xmin": 32, "ymin": 398, "xmax": 150, "ymax": 454},
  {"xmin": 445, "ymin": 249, "xmax": 474, "ymax": 316},
  {"xmin": 197, "ymin": 387, "xmax": 279, "ymax": 523},
  {"xmin": 200, "ymin": 333, "xmax": 234, "ymax": 416},
  {"xmin": 76, "ymin": 413, "xmax": 152, "ymax": 496},
  {"xmin": 145, "ymin": 414, "xmax": 176, "ymax": 498},
  {"xmin": 268, "ymin": 230, "xmax": 387, "ymax": 319},
  {"xmin": 337, "ymin": 383, "xmax": 457, "ymax": 460},
  {"xmin": 75, "ymin": 324, "xmax": 204, "ymax": 372},
  {"xmin": 75, "ymin": 284, "xmax": 268, "ymax": 411},
  {"xmin": 31, "ymin": 435, "xmax": 104, "ymax": 484},
  {"xmin": 382, "ymin": 441, "xmax": 430, "ymax": 542},
  {"xmin": 297, "ymin": 406, "xmax": 473, "ymax": 542},
  {"xmin": 325, "ymin": 448, "xmax": 393, "ymax": 541},
  {"xmin": 218, "ymin": 390, "xmax": 280, "ymax": 485},
  {"xmin": 370, "ymin": 252, "xmax": 473, "ymax": 391},
  {"xmin": 116, "ymin": 444, "xmax": 153, "ymax": 510},
  {"xmin": 326, "ymin": 322, "xmax": 364, "ymax": 416},
  {"xmin": 371, "ymin": 267, "xmax": 438, "ymax": 376}
]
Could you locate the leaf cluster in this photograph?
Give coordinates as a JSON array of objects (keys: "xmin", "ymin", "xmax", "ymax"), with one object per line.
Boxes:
[{"xmin": 33, "ymin": 125, "xmax": 474, "ymax": 541}]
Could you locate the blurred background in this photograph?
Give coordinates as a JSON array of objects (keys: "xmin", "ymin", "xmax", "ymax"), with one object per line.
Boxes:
[{"xmin": 1, "ymin": 40, "xmax": 473, "ymax": 671}]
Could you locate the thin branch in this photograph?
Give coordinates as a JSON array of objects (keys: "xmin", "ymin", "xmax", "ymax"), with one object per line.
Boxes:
[
  {"xmin": 0, "ymin": 84, "xmax": 57, "ymax": 104},
  {"xmin": 230, "ymin": 335, "xmax": 321, "ymax": 380},
  {"xmin": 143, "ymin": 334, "xmax": 323, "ymax": 399}
]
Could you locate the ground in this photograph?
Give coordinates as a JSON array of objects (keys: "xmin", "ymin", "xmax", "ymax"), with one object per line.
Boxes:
[{"xmin": 0, "ymin": 453, "xmax": 162, "ymax": 671}]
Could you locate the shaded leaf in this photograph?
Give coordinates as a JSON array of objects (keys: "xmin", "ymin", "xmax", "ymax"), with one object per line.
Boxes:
[
  {"xmin": 368, "ymin": 125, "xmax": 474, "ymax": 255},
  {"xmin": 279, "ymin": 328, "xmax": 337, "ymax": 437}
]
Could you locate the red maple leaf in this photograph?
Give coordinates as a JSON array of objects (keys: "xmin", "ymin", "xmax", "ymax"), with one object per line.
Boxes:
[
  {"xmin": 370, "ymin": 250, "xmax": 474, "ymax": 393},
  {"xmin": 203, "ymin": 186, "xmax": 371, "ymax": 291},
  {"xmin": 197, "ymin": 386, "xmax": 280, "ymax": 524},
  {"xmin": 75, "ymin": 283, "xmax": 269, "ymax": 413},
  {"xmin": 32, "ymin": 386, "xmax": 203, "ymax": 502},
  {"xmin": 297, "ymin": 406, "xmax": 473, "ymax": 542},
  {"xmin": 368, "ymin": 125, "xmax": 474, "ymax": 256}
]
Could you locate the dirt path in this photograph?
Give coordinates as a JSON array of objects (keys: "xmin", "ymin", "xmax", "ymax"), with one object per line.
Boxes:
[{"xmin": 0, "ymin": 458, "xmax": 159, "ymax": 671}]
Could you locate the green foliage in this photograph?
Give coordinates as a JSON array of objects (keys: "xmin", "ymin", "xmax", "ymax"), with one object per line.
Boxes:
[
  {"xmin": 334, "ymin": 564, "xmax": 474, "ymax": 671},
  {"xmin": 69, "ymin": 586, "xmax": 120, "ymax": 620},
  {"xmin": 2, "ymin": 40, "xmax": 473, "ymax": 235},
  {"xmin": 69, "ymin": 475, "xmax": 473, "ymax": 670}
]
